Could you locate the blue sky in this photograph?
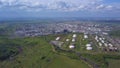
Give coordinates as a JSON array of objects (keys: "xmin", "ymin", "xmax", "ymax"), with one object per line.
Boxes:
[{"xmin": 0, "ymin": 0, "xmax": 120, "ymax": 20}]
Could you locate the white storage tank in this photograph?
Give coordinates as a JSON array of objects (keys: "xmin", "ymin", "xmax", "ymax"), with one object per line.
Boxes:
[
  {"xmin": 66, "ymin": 39, "xmax": 70, "ymax": 42},
  {"xmin": 108, "ymin": 43, "xmax": 113, "ymax": 47},
  {"xmin": 99, "ymin": 38, "xmax": 102, "ymax": 41},
  {"xmin": 86, "ymin": 44, "xmax": 91, "ymax": 47},
  {"xmin": 104, "ymin": 43, "xmax": 108, "ymax": 47},
  {"xmin": 86, "ymin": 47, "xmax": 93, "ymax": 50},
  {"xmin": 72, "ymin": 39, "xmax": 75, "ymax": 42},
  {"xmin": 73, "ymin": 34, "xmax": 77, "ymax": 38},
  {"xmin": 56, "ymin": 37, "xmax": 60, "ymax": 41},
  {"xmin": 99, "ymin": 43, "xmax": 102, "ymax": 47},
  {"xmin": 69, "ymin": 45, "xmax": 75, "ymax": 49},
  {"xmin": 84, "ymin": 35, "xmax": 88, "ymax": 39},
  {"xmin": 101, "ymin": 40, "xmax": 105, "ymax": 43}
]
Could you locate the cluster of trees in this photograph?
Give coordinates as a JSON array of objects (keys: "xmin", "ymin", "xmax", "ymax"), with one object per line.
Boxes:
[
  {"xmin": 0, "ymin": 45, "xmax": 19, "ymax": 61},
  {"xmin": 0, "ymin": 38, "xmax": 20, "ymax": 61}
]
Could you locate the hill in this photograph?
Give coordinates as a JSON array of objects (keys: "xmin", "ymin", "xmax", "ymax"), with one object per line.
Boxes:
[{"xmin": 0, "ymin": 35, "xmax": 90, "ymax": 68}]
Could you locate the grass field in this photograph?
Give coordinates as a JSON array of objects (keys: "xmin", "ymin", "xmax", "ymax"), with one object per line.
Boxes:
[
  {"xmin": 46, "ymin": 55, "xmax": 90, "ymax": 68},
  {"xmin": 0, "ymin": 33, "xmax": 120, "ymax": 68},
  {"xmin": 0, "ymin": 35, "xmax": 90, "ymax": 68},
  {"xmin": 107, "ymin": 59, "xmax": 120, "ymax": 68}
]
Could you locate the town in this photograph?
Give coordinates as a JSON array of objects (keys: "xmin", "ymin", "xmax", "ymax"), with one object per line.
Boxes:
[
  {"xmin": 15, "ymin": 22, "xmax": 114, "ymax": 37},
  {"xmin": 14, "ymin": 21, "xmax": 120, "ymax": 52}
]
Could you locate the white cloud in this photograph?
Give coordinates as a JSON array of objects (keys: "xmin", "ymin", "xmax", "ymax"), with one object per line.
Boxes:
[
  {"xmin": 96, "ymin": 4, "xmax": 105, "ymax": 9},
  {"xmin": 105, "ymin": 5, "xmax": 113, "ymax": 10},
  {"xmin": 0, "ymin": 0, "xmax": 119, "ymax": 12}
]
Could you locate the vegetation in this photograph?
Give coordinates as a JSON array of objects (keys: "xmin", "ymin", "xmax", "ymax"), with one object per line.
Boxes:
[
  {"xmin": 46, "ymin": 55, "xmax": 89, "ymax": 68},
  {"xmin": 0, "ymin": 31, "xmax": 120, "ymax": 68},
  {"xmin": 0, "ymin": 35, "xmax": 90, "ymax": 68},
  {"xmin": 109, "ymin": 30, "xmax": 120, "ymax": 37},
  {"xmin": 0, "ymin": 37, "xmax": 20, "ymax": 61},
  {"xmin": 107, "ymin": 59, "xmax": 120, "ymax": 68}
]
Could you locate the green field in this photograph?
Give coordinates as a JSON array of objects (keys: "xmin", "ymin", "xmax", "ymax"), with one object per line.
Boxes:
[
  {"xmin": 0, "ymin": 33, "xmax": 120, "ymax": 68},
  {"xmin": 0, "ymin": 35, "xmax": 90, "ymax": 68},
  {"xmin": 107, "ymin": 59, "xmax": 120, "ymax": 68},
  {"xmin": 46, "ymin": 55, "xmax": 90, "ymax": 68}
]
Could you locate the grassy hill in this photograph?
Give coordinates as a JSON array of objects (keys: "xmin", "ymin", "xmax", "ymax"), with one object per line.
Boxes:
[
  {"xmin": 0, "ymin": 34, "xmax": 120, "ymax": 68},
  {"xmin": 46, "ymin": 55, "xmax": 89, "ymax": 68},
  {"xmin": 0, "ymin": 35, "xmax": 90, "ymax": 68}
]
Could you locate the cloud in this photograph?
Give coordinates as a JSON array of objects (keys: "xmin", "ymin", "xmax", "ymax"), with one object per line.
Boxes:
[
  {"xmin": 96, "ymin": 4, "xmax": 105, "ymax": 9},
  {"xmin": 0, "ymin": 0, "xmax": 119, "ymax": 12}
]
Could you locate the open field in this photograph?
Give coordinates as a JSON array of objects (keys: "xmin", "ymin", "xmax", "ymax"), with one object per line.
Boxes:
[
  {"xmin": 46, "ymin": 55, "xmax": 90, "ymax": 68},
  {"xmin": 107, "ymin": 59, "xmax": 120, "ymax": 68},
  {"xmin": 0, "ymin": 33, "xmax": 120, "ymax": 68},
  {"xmin": 0, "ymin": 35, "xmax": 90, "ymax": 68}
]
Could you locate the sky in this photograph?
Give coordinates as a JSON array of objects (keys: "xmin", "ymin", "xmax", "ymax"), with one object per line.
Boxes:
[{"xmin": 0, "ymin": 0, "xmax": 120, "ymax": 20}]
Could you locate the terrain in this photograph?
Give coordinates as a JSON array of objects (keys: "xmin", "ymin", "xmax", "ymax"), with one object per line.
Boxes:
[
  {"xmin": 0, "ymin": 35, "xmax": 90, "ymax": 68},
  {"xmin": 0, "ymin": 21, "xmax": 120, "ymax": 68}
]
